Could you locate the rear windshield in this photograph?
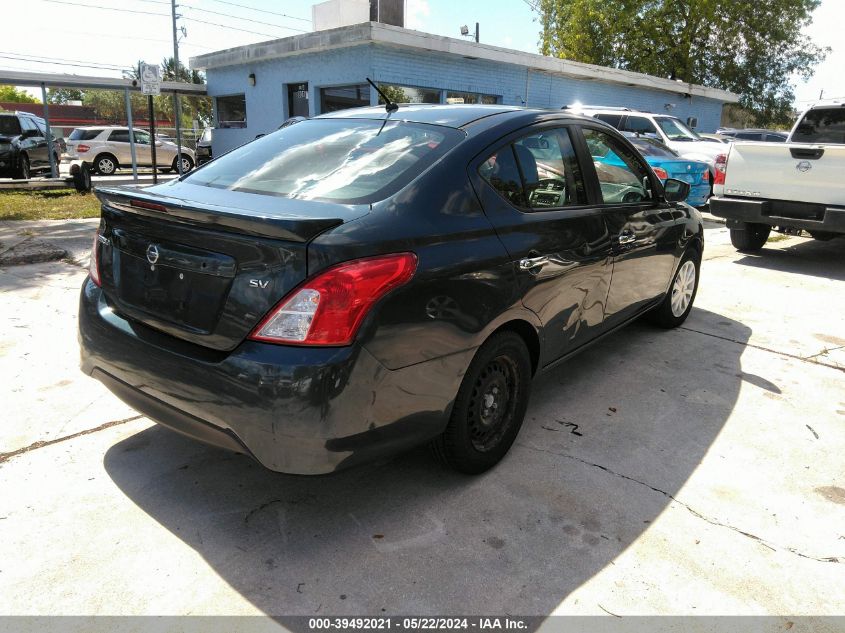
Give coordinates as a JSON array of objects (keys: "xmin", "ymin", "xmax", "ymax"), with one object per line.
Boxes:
[
  {"xmin": 792, "ymin": 108, "xmax": 845, "ymax": 144},
  {"xmin": 0, "ymin": 116, "xmax": 22, "ymax": 136},
  {"xmin": 68, "ymin": 129, "xmax": 103, "ymax": 141},
  {"xmin": 630, "ymin": 138, "xmax": 678, "ymax": 158},
  {"xmin": 184, "ymin": 118, "xmax": 463, "ymax": 203}
]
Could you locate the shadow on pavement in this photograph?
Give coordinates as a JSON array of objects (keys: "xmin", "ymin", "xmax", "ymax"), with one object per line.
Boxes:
[
  {"xmin": 104, "ymin": 308, "xmax": 751, "ymax": 617},
  {"xmin": 733, "ymin": 237, "xmax": 845, "ymax": 281}
]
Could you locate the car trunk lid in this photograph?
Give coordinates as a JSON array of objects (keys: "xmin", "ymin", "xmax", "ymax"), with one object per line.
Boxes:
[{"xmin": 94, "ymin": 182, "xmax": 367, "ymax": 351}]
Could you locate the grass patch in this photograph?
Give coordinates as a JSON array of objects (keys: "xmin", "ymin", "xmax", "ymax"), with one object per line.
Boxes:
[
  {"xmin": 767, "ymin": 234, "xmax": 791, "ymax": 243},
  {"xmin": 0, "ymin": 189, "xmax": 100, "ymax": 221}
]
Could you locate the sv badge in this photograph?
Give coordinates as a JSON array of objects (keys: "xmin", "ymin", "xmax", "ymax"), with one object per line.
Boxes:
[{"xmin": 249, "ymin": 279, "xmax": 270, "ymax": 289}]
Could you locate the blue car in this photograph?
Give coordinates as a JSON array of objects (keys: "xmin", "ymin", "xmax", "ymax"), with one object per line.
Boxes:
[{"xmin": 623, "ymin": 135, "xmax": 711, "ymax": 207}]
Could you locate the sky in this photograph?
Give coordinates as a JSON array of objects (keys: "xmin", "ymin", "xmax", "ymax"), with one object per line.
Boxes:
[{"xmin": 2, "ymin": 0, "xmax": 842, "ymax": 107}]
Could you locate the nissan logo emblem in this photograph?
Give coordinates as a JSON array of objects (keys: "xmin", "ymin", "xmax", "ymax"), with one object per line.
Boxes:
[
  {"xmin": 146, "ymin": 244, "xmax": 160, "ymax": 265},
  {"xmin": 796, "ymin": 161, "xmax": 812, "ymax": 173}
]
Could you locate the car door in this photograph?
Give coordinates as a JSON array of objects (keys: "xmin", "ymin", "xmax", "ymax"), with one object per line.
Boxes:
[
  {"xmin": 114, "ymin": 129, "xmax": 152, "ymax": 167},
  {"xmin": 20, "ymin": 117, "xmax": 47, "ymax": 169},
  {"xmin": 576, "ymin": 125, "xmax": 682, "ymax": 327},
  {"xmin": 470, "ymin": 124, "xmax": 614, "ymax": 367}
]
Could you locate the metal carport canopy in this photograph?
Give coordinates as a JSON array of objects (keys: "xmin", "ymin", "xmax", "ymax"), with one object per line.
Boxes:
[{"xmin": 0, "ymin": 69, "xmax": 207, "ymax": 182}]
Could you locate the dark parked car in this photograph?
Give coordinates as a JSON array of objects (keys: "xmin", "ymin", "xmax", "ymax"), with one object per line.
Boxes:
[
  {"xmin": 0, "ymin": 111, "xmax": 61, "ymax": 179},
  {"xmin": 79, "ymin": 105, "xmax": 702, "ymax": 475},
  {"xmin": 195, "ymin": 127, "xmax": 212, "ymax": 165}
]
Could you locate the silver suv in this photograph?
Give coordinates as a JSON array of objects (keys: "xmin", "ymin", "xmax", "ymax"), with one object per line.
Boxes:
[{"xmin": 65, "ymin": 126, "xmax": 195, "ymax": 175}]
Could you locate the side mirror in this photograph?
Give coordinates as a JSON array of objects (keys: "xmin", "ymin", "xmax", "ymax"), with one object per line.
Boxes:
[
  {"xmin": 155, "ymin": 140, "xmax": 162, "ymax": 147},
  {"xmin": 663, "ymin": 177, "xmax": 690, "ymax": 203}
]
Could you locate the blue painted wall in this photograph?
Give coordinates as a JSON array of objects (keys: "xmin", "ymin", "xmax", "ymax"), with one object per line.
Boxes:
[{"xmin": 206, "ymin": 43, "xmax": 725, "ymax": 155}]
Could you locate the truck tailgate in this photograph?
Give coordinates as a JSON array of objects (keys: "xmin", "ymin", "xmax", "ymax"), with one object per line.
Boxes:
[{"xmin": 723, "ymin": 142, "xmax": 845, "ymax": 206}]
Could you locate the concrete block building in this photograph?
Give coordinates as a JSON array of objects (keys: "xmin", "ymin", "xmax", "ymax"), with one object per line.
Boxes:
[{"xmin": 191, "ymin": 21, "xmax": 739, "ymax": 156}]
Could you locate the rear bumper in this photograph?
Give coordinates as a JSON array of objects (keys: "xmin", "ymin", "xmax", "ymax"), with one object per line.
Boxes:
[
  {"xmin": 709, "ymin": 196, "xmax": 845, "ymax": 234},
  {"xmin": 79, "ymin": 279, "xmax": 473, "ymax": 474}
]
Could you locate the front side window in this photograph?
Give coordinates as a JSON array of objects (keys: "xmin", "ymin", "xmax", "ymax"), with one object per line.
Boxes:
[
  {"xmin": 792, "ymin": 108, "xmax": 845, "ymax": 144},
  {"xmin": 184, "ymin": 118, "xmax": 463, "ymax": 204},
  {"xmin": 480, "ymin": 128, "xmax": 586, "ymax": 210},
  {"xmin": 623, "ymin": 116, "xmax": 658, "ymax": 136},
  {"xmin": 217, "ymin": 94, "xmax": 247, "ymax": 129},
  {"xmin": 583, "ymin": 128, "xmax": 652, "ymax": 204},
  {"xmin": 134, "ymin": 130, "xmax": 151, "ymax": 145},
  {"xmin": 109, "ymin": 130, "xmax": 130, "ymax": 143}
]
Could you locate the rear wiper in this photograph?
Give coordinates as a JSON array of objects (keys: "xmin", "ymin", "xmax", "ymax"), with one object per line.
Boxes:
[{"xmin": 367, "ymin": 77, "xmax": 399, "ymax": 114}]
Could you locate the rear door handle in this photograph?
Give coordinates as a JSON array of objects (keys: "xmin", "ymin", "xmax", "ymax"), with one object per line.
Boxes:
[
  {"xmin": 618, "ymin": 230, "xmax": 636, "ymax": 245},
  {"xmin": 518, "ymin": 255, "xmax": 550, "ymax": 271}
]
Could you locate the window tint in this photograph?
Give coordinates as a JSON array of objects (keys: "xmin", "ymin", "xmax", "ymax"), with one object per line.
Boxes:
[
  {"xmin": 623, "ymin": 116, "xmax": 658, "ymax": 136},
  {"xmin": 185, "ymin": 119, "xmax": 462, "ymax": 204},
  {"xmin": 479, "ymin": 146, "xmax": 526, "ymax": 207},
  {"xmin": 0, "ymin": 116, "xmax": 22, "ymax": 135},
  {"xmin": 594, "ymin": 114, "xmax": 622, "ymax": 128},
  {"xmin": 109, "ymin": 130, "xmax": 130, "ymax": 143},
  {"xmin": 765, "ymin": 133, "xmax": 787, "ymax": 142},
  {"xmin": 217, "ymin": 94, "xmax": 247, "ymax": 128},
  {"xmin": 68, "ymin": 129, "xmax": 103, "ymax": 141},
  {"xmin": 513, "ymin": 128, "xmax": 586, "ymax": 208},
  {"xmin": 792, "ymin": 108, "xmax": 845, "ymax": 144},
  {"xmin": 320, "ymin": 84, "xmax": 370, "ymax": 113},
  {"xmin": 735, "ymin": 132, "xmax": 763, "ymax": 141},
  {"xmin": 583, "ymin": 128, "xmax": 652, "ymax": 204}
]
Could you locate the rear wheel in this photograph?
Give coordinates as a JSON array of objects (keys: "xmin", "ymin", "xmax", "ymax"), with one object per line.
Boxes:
[
  {"xmin": 431, "ymin": 331, "xmax": 532, "ymax": 474},
  {"xmin": 172, "ymin": 154, "xmax": 194, "ymax": 174},
  {"xmin": 94, "ymin": 154, "xmax": 118, "ymax": 175},
  {"xmin": 647, "ymin": 248, "xmax": 700, "ymax": 329},
  {"xmin": 729, "ymin": 222, "xmax": 770, "ymax": 252}
]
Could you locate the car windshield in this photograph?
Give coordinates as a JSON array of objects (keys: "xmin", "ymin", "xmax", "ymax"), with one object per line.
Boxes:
[
  {"xmin": 655, "ymin": 117, "xmax": 701, "ymax": 142},
  {"xmin": 0, "ymin": 116, "xmax": 22, "ymax": 136},
  {"xmin": 791, "ymin": 108, "xmax": 845, "ymax": 144},
  {"xmin": 185, "ymin": 118, "xmax": 463, "ymax": 204},
  {"xmin": 630, "ymin": 138, "xmax": 679, "ymax": 158}
]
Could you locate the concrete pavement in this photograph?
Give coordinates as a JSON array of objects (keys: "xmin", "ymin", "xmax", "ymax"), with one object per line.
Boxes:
[{"xmin": 0, "ymin": 220, "xmax": 843, "ymax": 619}]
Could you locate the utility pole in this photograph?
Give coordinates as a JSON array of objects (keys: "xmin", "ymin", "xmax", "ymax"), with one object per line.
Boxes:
[{"xmin": 171, "ymin": 0, "xmax": 185, "ymax": 175}]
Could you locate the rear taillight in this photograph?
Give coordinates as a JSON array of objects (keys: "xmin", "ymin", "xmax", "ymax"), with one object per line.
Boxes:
[
  {"xmin": 77, "ymin": 144, "xmax": 90, "ymax": 153},
  {"xmin": 250, "ymin": 253, "xmax": 418, "ymax": 346},
  {"xmin": 713, "ymin": 153, "xmax": 728, "ymax": 185},
  {"xmin": 89, "ymin": 232, "xmax": 101, "ymax": 287},
  {"xmin": 702, "ymin": 170, "xmax": 710, "ymax": 182},
  {"xmin": 652, "ymin": 166, "xmax": 669, "ymax": 180}
]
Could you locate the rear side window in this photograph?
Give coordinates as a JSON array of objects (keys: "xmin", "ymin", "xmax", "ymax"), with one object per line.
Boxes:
[
  {"xmin": 68, "ymin": 129, "xmax": 103, "ymax": 141},
  {"xmin": 594, "ymin": 114, "xmax": 622, "ymax": 128},
  {"xmin": 480, "ymin": 128, "xmax": 587, "ymax": 210},
  {"xmin": 185, "ymin": 118, "xmax": 463, "ymax": 204},
  {"xmin": 583, "ymin": 128, "xmax": 653, "ymax": 204},
  {"xmin": 792, "ymin": 108, "xmax": 845, "ymax": 144}
]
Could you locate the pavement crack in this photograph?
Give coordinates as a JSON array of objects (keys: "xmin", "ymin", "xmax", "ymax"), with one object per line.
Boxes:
[
  {"xmin": 516, "ymin": 442, "xmax": 842, "ymax": 564},
  {"xmin": 679, "ymin": 326, "xmax": 845, "ymax": 373},
  {"xmin": 244, "ymin": 499, "xmax": 285, "ymax": 525},
  {"xmin": 0, "ymin": 415, "xmax": 143, "ymax": 465}
]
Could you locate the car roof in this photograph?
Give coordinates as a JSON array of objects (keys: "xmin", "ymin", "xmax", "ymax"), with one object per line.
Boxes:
[{"xmin": 316, "ymin": 104, "xmax": 544, "ymax": 129}]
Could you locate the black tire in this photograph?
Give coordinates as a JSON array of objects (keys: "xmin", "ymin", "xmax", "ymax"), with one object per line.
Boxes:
[
  {"xmin": 94, "ymin": 154, "xmax": 118, "ymax": 175},
  {"xmin": 73, "ymin": 163, "xmax": 92, "ymax": 193},
  {"xmin": 810, "ymin": 231, "xmax": 837, "ymax": 242},
  {"xmin": 172, "ymin": 154, "xmax": 194, "ymax": 174},
  {"xmin": 729, "ymin": 222, "xmax": 770, "ymax": 252},
  {"xmin": 431, "ymin": 331, "xmax": 532, "ymax": 474},
  {"xmin": 14, "ymin": 154, "xmax": 30, "ymax": 180},
  {"xmin": 647, "ymin": 247, "xmax": 701, "ymax": 329}
]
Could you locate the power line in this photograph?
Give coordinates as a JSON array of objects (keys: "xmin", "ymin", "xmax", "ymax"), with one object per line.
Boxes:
[
  {"xmin": 0, "ymin": 51, "xmax": 129, "ymax": 71},
  {"xmin": 37, "ymin": 0, "xmax": 169, "ymax": 17},
  {"xmin": 182, "ymin": 16, "xmax": 294, "ymax": 40},
  {"xmin": 0, "ymin": 55, "xmax": 131, "ymax": 72},
  {"xmin": 181, "ymin": 5, "xmax": 308, "ymax": 33},
  {"xmin": 202, "ymin": 0, "xmax": 310, "ymax": 23}
]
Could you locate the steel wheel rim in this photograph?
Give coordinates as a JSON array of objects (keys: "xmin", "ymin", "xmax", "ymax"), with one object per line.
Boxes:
[
  {"xmin": 671, "ymin": 260, "xmax": 696, "ymax": 317},
  {"xmin": 467, "ymin": 355, "xmax": 519, "ymax": 452}
]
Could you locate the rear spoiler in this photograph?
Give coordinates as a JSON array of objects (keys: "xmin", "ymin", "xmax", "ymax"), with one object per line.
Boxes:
[{"xmin": 95, "ymin": 186, "xmax": 345, "ymax": 243}]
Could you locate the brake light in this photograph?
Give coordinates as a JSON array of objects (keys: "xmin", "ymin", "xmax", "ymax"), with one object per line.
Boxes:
[
  {"xmin": 89, "ymin": 231, "xmax": 101, "ymax": 287},
  {"xmin": 77, "ymin": 144, "xmax": 90, "ymax": 153},
  {"xmin": 713, "ymin": 153, "xmax": 728, "ymax": 185},
  {"xmin": 702, "ymin": 170, "xmax": 710, "ymax": 182},
  {"xmin": 250, "ymin": 253, "xmax": 418, "ymax": 346},
  {"xmin": 130, "ymin": 199, "xmax": 167, "ymax": 213},
  {"xmin": 652, "ymin": 166, "xmax": 669, "ymax": 180}
]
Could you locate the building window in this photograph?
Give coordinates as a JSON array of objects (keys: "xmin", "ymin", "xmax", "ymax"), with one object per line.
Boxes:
[
  {"xmin": 320, "ymin": 84, "xmax": 370, "ymax": 113},
  {"xmin": 378, "ymin": 84, "xmax": 440, "ymax": 105},
  {"xmin": 216, "ymin": 94, "xmax": 246, "ymax": 128},
  {"xmin": 446, "ymin": 91, "xmax": 500, "ymax": 105}
]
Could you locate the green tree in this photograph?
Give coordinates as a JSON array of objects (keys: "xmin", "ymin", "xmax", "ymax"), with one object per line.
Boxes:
[
  {"xmin": 538, "ymin": 0, "xmax": 828, "ymax": 126},
  {"xmin": 0, "ymin": 85, "xmax": 40, "ymax": 104},
  {"xmin": 47, "ymin": 88, "xmax": 84, "ymax": 104},
  {"xmin": 377, "ymin": 84, "xmax": 411, "ymax": 104}
]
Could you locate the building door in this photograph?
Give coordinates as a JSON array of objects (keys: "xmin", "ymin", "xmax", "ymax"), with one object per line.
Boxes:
[{"xmin": 288, "ymin": 83, "xmax": 309, "ymax": 118}]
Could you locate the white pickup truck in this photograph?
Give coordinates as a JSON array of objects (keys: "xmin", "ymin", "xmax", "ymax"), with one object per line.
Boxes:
[{"xmin": 709, "ymin": 101, "xmax": 845, "ymax": 251}]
